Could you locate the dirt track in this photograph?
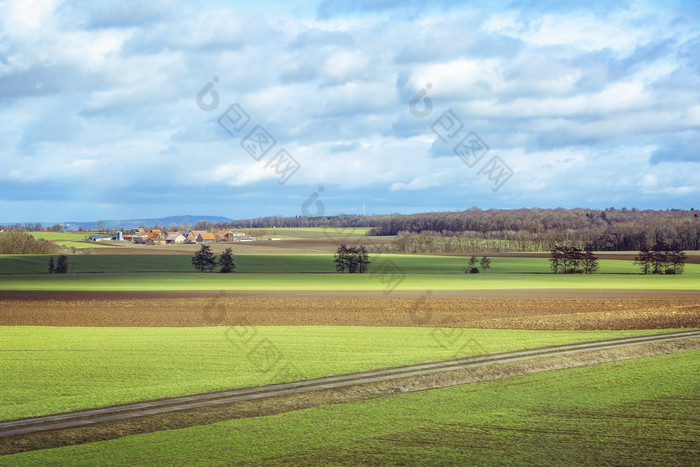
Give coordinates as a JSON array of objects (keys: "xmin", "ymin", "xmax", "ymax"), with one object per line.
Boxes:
[{"xmin": 2, "ymin": 290, "xmax": 698, "ymax": 330}]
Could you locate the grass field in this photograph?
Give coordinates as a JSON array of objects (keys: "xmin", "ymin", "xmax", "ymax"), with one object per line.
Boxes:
[
  {"xmin": 4, "ymin": 348, "xmax": 697, "ymax": 465},
  {"xmin": 1, "ymin": 253, "xmax": 699, "ymax": 276},
  {"xmin": 25, "ymin": 231, "xmax": 114, "ymax": 250},
  {"xmin": 28, "ymin": 232, "xmax": 89, "ymax": 241},
  {"xmin": 0, "ymin": 326, "xmax": 657, "ymax": 421},
  {"xmin": 1, "ymin": 271, "xmax": 698, "ymax": 291}
]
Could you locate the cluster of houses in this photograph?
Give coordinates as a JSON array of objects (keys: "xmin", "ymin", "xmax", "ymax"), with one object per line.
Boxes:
[{"xmin": 89, "ymin": 228, "xmax": 256, "ymax": 245}]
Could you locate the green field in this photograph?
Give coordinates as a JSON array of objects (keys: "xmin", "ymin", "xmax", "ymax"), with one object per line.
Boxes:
[
  {"xmin": 1, "ymin": 270, "xmax": 698, "ymax": 291},
  {"xmin": 1, "ymin": 254, "xmax": 698, "ymax": 290},
  {"xmin": 28, "ymin": 232, "xmax": 89, "ymax": 241},
  {"xmin": 5, "ymin": 348, "xmax": 697, "ymax": 465},
  {"xmin": 0, "ymin": 326, "xmax": 657, "ymax": 421},
  {"xmin": 25, "ymin": 231, "xmax": 115, "ymax": 250}
]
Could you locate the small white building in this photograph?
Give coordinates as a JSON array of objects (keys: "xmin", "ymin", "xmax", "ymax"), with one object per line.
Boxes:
[{"xmin": 165, "ymin": 233, "xmax": 186, "ymax": 244}]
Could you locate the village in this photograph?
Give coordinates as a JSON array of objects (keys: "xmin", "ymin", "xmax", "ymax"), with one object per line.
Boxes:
[{"xmin": 88, "ymin": 228, "xmax": 260, "ymax": 245}]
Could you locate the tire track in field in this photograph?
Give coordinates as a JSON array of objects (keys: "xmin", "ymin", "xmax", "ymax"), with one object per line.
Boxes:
[{"xmin": 1, "ymin": 329, "xmax": 698, "ymax": 439}]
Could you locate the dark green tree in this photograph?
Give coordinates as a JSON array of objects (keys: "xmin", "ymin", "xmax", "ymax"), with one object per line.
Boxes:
[
  {"xmin": 334, "ymin": 244, "xmax": 350, "ymax": 272},
  {"xmin": 219, "ymin": 248, "xmax": 236, "ymax": 273},
  {"xmin": 354, "ymin": 245, "xmax": 370, "ymax": 273},
  {"xmin": 48, "ymin": 257, "xmax": 55, "ymax": 274},
  {"xmin": 668, "ymin": 249, "xmax": 687, "ymax": 274},
  {"xmin": 55, "ymin": 255, "xmax": 69, "ymax": 273},
  {"xmin": 637, "ymin": 244, "xmax": 686, "ymax": 275},
  {"xmin": 582, "ymin": 247, "xmax": 598, "ymax": 274},
  {"xmin": 634, "ymin": 247, "xmax": 653, "ymax": 274},
  {"xmin": 480, "ymin": 256, "xmax": 491, "ymax": 272},
  {"xmin": 549, "ymin": 246, "xmax": 564, "ymax": 273},
  {"xmin": 334, "ymin": 244, "xmax": 370, "ymax": 273},
  {"xmin": 465, "ymin": 255, "xmax": 479, "ymax": 273},
  {"xmin": 192, "ymin": 244, "xmax": 217, "ymax": 272}
]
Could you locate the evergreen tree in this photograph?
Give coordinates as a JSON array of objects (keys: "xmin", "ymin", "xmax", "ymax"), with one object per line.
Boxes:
[
  {"xmin": 48, "ymin": 257, "xmax": 55, "ymax": 274},
  {"xmin": 334, "ymin": 244, "xmax": 370, "ymax": 273},
  {"xmin": 582, "ymin": 247, "xmax": 599, "ymax": 274},
  {"xmin": 55, "ymin": 255, "xmax": 69, "ymax": 273},
  {"xmin": 192, "ymin": 244, "xmax": 217, "ymax": 272},
  {"xmin": 480, "ymin": 256, "xmax": 491, "ymax": 272},
  {"xmin": 219, "ymin": 248, "xmax": 236, "ymax": 273},
  {"xmin": 634, "ymin": 247, "xmax": 652, "ymax": 274}
]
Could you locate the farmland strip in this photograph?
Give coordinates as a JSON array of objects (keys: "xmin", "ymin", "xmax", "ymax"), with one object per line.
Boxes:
[{"xmin": 1, "ymin": 329, "xmax": 698, "ymax": 438}]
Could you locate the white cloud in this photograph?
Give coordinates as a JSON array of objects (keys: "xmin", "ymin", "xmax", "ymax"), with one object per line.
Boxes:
[{"xmin": 1, "ymin": 0, "xmax": 699, "ymax": 222}]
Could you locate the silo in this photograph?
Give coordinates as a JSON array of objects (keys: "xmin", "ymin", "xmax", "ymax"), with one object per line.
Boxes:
[{"xmin": 116, "ymin": 231, "xmax": 124, "ymax": 241}]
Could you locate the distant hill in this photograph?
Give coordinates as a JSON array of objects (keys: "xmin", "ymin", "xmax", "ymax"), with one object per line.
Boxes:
[{"xmin": 60, "ymin": 215, "xmax": 233, "ymax": 230}]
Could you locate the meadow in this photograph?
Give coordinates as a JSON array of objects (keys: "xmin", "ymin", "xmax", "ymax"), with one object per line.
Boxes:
[
  {"xmin": 1, "ymin": 248, "xmax": 697, "ymax": 463},
  {"xmin": 4, "ymin": 349, "xmax": 697, "ymax": 465},
  {"xmin": 28, "ymin": 232, "xmax": 89, "ymax": 242},
  {"xmin": 1, "ymin": 270, "xmax": 698, "ymax": 291},
  {"xmin": 0, "ymin": 326, "xmax": 656, "ymax": 421},
  {"xmin": 1, "ymin": 254, "xmax": 698, "ymax": 291}
]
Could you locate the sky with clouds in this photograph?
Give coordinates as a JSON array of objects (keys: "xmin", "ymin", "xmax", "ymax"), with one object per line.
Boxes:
[{"xmin": 1, "ymin": 0, "xmax": 699, "ymax": 223}]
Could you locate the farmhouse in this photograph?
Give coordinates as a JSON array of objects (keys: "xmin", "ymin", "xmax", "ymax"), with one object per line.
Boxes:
[
  {"xmin": 196, "ymin": 232, "xmax": 216, "ymax": 243},
  {"xmin": 165, "ymin": 233, "xmax": 186, "ymax": 244}
]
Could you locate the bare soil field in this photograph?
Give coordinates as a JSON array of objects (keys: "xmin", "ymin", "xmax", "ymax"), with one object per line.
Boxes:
[{"xmin": 1, "ymin": 290, "xmax": 698, "ymax": 330}]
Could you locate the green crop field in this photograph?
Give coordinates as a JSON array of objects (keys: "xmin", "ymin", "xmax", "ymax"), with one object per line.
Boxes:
[
  {"xmin": 0, "ymin": 326, "xmax": 657, "ymax": 421},
  {"xmin": 0, "ymin": 270, "xmax": 698, "ymax": 291},
  {"xmin": 25, "ymin": 231, "xmax": 115, "ymax": 250},
  {"xmin": 4, "ymin": 348, "xmax": 697, "ymax": 465},
  {"xmin": 1, "ymin": 253, "xmax": 698, "ymax": 277},
  {"xmin": 28, "ymin": 232, "xmax": 89, "ymax": 242}
]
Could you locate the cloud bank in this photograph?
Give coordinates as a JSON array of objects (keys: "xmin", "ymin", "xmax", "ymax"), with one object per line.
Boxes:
[{"xmin": 1, "ymin": 0, "xmax": 698, "ymax": 222}]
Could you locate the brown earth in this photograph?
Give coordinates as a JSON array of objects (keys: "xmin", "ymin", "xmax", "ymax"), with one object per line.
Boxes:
[{"xmin": 1, "ymin": 290, "xmax": 698, "ymax": 330}]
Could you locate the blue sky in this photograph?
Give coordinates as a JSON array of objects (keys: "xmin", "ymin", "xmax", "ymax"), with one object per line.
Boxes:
[{"xmin": 1, "ymin": 0, "xmax": 699, "ymax": 223}]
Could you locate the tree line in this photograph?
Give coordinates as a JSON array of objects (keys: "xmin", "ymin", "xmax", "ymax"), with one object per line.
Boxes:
[
  {"xmin": 634, "ymin": 245, "xmax": 687, "ymax": 274},
  {"xmin": 0, "ymin": 231, "xmax": 60, "ymax": 254},
  {"xmin": 217, "ymin": 208, "xmax": 698, "ymax": 252},
  {"xmin": 549, "ymin": 246, "xmax": 599, "ymax": 274}
]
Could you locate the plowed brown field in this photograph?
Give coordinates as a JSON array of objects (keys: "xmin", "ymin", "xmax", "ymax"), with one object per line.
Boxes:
[{"xmin": 2, "ymin": 290, "xmax": 698, "ymax": 330}]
